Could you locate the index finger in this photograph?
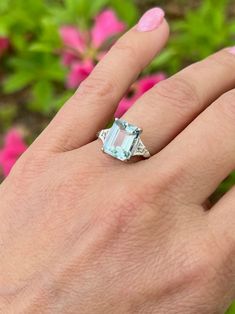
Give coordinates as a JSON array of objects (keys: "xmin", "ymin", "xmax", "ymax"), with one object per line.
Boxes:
[{"xmin": 39, "ymin": 9, "xmax": 169, "ymax": 152}]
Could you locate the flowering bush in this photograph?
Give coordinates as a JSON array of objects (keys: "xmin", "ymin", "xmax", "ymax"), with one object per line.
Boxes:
[{"xmin": 60, "ymin": 9, "xmax": 125, "ymax": 88}]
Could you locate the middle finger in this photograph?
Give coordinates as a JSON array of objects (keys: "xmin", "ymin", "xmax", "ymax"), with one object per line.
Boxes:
[{"xmin": 123, "ymin": 49, "xmax": 235, "ymax": 155}]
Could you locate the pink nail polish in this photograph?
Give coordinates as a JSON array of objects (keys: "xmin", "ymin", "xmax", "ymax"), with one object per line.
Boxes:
[
  {"xmin": 227, "ymin": 46, "xmax": 235, "ymax": 55},
  {"xmin": 137, "ymin": 7, "xmax": 165, "ymax": 32}
]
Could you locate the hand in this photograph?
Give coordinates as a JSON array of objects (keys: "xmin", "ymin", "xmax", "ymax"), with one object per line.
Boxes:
[{"xmin": 1, "ymin": 8, "xmax": 235, "ymax": 313}]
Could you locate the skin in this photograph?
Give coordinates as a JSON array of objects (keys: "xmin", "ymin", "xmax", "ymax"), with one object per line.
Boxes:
[{"xmin": 1, "ymin": 18, "xmax": 235, "ymax": 313}]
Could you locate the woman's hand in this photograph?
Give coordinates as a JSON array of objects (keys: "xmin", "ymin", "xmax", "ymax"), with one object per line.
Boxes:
[{"xmin": 1, "ymin": 8, "xmax": 235, "ymax": 313}]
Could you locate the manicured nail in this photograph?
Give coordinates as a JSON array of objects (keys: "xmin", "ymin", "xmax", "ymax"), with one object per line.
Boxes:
[
  {"xmin": 137, "ymin": 7, "xmax": 165, "ymax": 32},
  {"xmin": 227, "ymin": 46, "xmax": 235, "ymax": 55}
]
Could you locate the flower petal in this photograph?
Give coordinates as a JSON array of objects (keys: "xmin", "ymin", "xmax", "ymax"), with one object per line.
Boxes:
[
  {"xmin": 59, "ymin": 26, "xmax": 85, "ymax": 53},
  {"xmin": 0, "ymin": 37, "xmax": 9, "ymax": 55},
  {"xmin": 137, "ymin": 73, "xmax": 166, "ymax": 95},
  {"xmin": 115, "ymin": 73, "xmax": 166, "ymax": 117},
  {"xmin": 115, "ymin": 97, "xmax": 136, "ymax": 118},
  {"xmin": 66, "ymin": 60, "xmax": 94, "ymax": 89},
  {"xmin": 61, "ymin": 51, "xmax": 77, "ymax": 66},
  {"xmin": 91, "ymin": 9, "xmax": 125, "ymax": 48},
  {"xmin": 0, "ymin": 129, "xmax": 27, "ymax": 177}
]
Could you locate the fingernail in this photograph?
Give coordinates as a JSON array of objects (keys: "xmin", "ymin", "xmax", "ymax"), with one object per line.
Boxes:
[
  {"xmin": 137, "ymin": 7, "xmax": 165, "ymax": 32},
  {"xmin": 227, "ymin": 46, "xmax": 235, "ymax": 55}
]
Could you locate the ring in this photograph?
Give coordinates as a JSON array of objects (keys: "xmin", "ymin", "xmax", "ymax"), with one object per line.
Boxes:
[{"xmin": 98, "ymin": 118, "xmax": 151, "ymax": 161}]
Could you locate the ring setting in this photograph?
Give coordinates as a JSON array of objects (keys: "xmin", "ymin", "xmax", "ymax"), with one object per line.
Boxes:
[{"xmin": 98, "ymin": 118, "xmax": 151, "ymax": 161}]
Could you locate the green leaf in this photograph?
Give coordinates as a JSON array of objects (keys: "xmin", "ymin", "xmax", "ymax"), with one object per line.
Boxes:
[
  {"xmin": 0, "ymin": 104, "xmax": 18, "ymax": 130},
  {"xmin": 168, "ymin": 0, "xmax": 233, "ymax": 72},
  {"xmin": 226, "ymin": 302, "xmax": 235, "ymax": 314},
  {"xmin": 0, "ymin": 0, "xmax": 10, "ymax": 13},
  {"xmin": 3, "ymin": 72, "xmax": 34, "ymax": 93},
  {"xmin": 53, "ymin": 90, "xmax": 74, "ymax": 111},
  {"xmin": 150, "ymin": 49, "xmax": 176, "ymax": 70},
  {"xmin": 110, "ymin": 0, "xmax": 139, "ymax": 26},
  {"xmin": 64, "ymin": 0, "xmax": 90, "ymax": 23},
  {"xmin": 31, "ymin": 80, "xmax": 54, "ymax": 113},
  {"xmin": 89, "ymin": 0, "xmax": 110, "ymax": 16},
  {"xmin": 29, "ymin": 43, "xmax": 55, "ymax": 53}
]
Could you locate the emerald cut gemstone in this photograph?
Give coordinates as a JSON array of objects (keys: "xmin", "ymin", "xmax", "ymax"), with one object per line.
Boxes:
[{"xmin": 103, "ymin": 119, "xmax": 142, "ymax": 161}]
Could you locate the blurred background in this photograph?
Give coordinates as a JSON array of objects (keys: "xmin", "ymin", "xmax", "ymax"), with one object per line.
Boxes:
[{"xmin": 0, "ymin": 0, "xmax": 235, "ymax": 312}]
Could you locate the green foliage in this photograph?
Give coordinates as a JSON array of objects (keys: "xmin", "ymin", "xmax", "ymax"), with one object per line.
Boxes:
[
  {"xmin": 109, "ymin": 0, "xmax": 139, "ymax": 26},
  {"xmin": 173, "ymin": 0, "xmax": 231, "ymax": 58},
  {"xmin": 0, "ymin": 104, "xmax": 17, "ymax": 131},
  {"xmin": 0, "ymin": 0, "xmax": 138, "ymax": 115},
  {"xmin": 0, "ymin": 0, "xmax": 62, "ymax": 114},
  {"xmin": 227, "ymin": 302, "xmax": 235, "ymax": 314},
  {"xmin": 151, "ymin": 0, "xmax": 235, "ymax": 75}
]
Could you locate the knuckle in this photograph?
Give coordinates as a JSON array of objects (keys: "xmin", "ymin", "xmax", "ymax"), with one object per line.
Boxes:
[
  {"xmin": 7, "ymin": 151, "xmax": 50, "ymax": 196},
  {"xmin": 102, "ymin": 183, "xmax": 147, "ymax": 230},
  {"xmin": 114, "ymin": 38, "xmax": 137, "ymax": 59},
  {"xmin": 115, "ymin": 188, "xmax": 144, "ymax": 224},
  {"xmin": 209, "ymin": 50, "xmax": 235, "ymax": 73},
  {"xmin": 208, "ymin": 221, "xmax": 235, "ymax": 280},
  {"xmin": 155, "ymin": 77, "xmax": 200, "ymax": 114},
  {"xmin": 11, "ymin": 151, "xmax": 47, "ymax": 179},
  {"xmin": 77, "ymin": 74, "xmax": 116, "ymax": 103},
  {"xmin": 113, "ymin": 39, "xmax": 142, "ymax": 72},
  {"xmin": 152, "ymin": 161, "xmax": 187, "ymax": 198},
  {"xmin": 157, "ymin": 238, "xmax": 218, "ymax": 295},
  {"xmin": 187, "ymin": 230, "xmax": 235, "ymax": 294},
  {"xmin": 176, "ymin": 240, "xmax": 218, "ymax": 288},
  {"xmin": 187, "ymin": 258, "xmax": 217, "ymax": 297},
  {"xmin": 216, "ymin": 90, "xmax": 235, "ymax": 121}
]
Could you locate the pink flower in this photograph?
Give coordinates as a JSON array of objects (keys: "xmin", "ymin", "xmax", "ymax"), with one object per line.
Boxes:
[
  {"xmin": 67, "ymin": 60, "xmax": 94, "ymax": 89},
  {"xmin": 59, "ymin": 26, "xmax": 85, "ymax": 55},
  {"xmin": 137, "ymin": 74, "xmax": 166, "ymax": 95},
  {"xmin": 0, "ymin": 129, "xmax": 27, "ymax": 177},
  {"xmin": 91, "ymin": 10, "xmax": 125, "ymax": 48},
  {"xmin": 115, "ymin": 73, "xmax": 166, "ymax": 118},
  {"xmin": 60, "ymin": 9, "xmax": 125, "ymax": 88},
  {"xmin": 0, "ymin": 37, "xmax": 9, "ymax": 56}
]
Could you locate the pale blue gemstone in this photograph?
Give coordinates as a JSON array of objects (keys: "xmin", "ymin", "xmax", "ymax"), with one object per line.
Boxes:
[{"xmin": 103, "ymin": 119, "xmax": 141, "ymax": 161}]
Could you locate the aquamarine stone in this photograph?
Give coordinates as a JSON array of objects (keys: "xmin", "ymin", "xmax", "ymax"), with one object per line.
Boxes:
[{"xmin": 103, "ymin": 119, "xmax": 142, "ymax": 161}]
